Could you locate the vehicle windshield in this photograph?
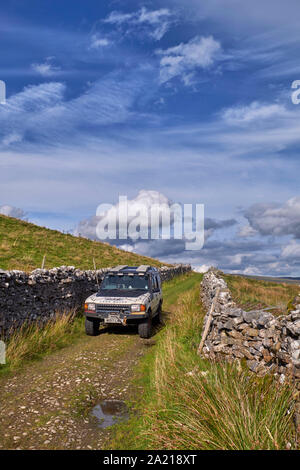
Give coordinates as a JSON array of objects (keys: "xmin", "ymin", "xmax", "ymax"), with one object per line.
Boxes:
[{"xmin": 100, "ymin": 274, "xmax": 149, "ymax": 291}]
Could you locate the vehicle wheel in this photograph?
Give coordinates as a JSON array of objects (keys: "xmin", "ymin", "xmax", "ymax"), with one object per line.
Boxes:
[
  {"xmin": 85, "ymin": 317, "xmax": 100, "ymax": 336},
  {"xmin": 154, "ymin": 302, "xmax": 162, "ymax": 324},
  {"xmin": 138, "ymin": 316, "xmax": 152, "ymax": 338},
  {"xmin": 156, "ymin": 302, "xmax": 163, "ymax": 323}
]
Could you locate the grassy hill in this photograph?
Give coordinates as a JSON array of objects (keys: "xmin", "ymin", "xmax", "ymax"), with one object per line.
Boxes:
[{"xmin": 0, "ymin": 214, "xmax": 165, "ymax": 272}]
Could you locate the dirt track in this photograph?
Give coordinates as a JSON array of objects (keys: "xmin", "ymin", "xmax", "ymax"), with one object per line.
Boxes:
[{"xmin": 0, "ymin": 325, "xmax": 154, "ymax": 450}]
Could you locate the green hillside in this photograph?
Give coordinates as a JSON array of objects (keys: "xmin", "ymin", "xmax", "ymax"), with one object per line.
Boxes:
[{"xmin": 0, "ymin": 215, "xmax": 165, "ymax": 272}]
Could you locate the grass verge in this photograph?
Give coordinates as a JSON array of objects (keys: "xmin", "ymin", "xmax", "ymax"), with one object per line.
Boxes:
[
  {"xmin": 109, "ymin": 274, "xmax": 295, "ymax": 450},
  {"xmin": 0, "ymin": 312, "xmax": 85, "ymax": 376}
]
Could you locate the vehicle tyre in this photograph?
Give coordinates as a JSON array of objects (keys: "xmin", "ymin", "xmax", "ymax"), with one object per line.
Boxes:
[
  {"xmin": 85, "ymin": 317, "xmax": 100, "ymax": 336},
  {"xmin": 157, "ymin": 302, "xmax": 163, "ymax": 324},
  {"xmin": 138, "ymin": 316, "xmax": 152, "ymax": 338}
]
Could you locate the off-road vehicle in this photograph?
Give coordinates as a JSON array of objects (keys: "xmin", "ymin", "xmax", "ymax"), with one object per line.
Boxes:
[{"xmin": 84, "ymin": 265, "xmax": 163, "ymax": 338}]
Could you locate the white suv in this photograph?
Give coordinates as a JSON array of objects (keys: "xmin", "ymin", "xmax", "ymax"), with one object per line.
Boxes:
[{"xmin": 84, "ymin": 265, "xmax": 163, "ymax": 338}]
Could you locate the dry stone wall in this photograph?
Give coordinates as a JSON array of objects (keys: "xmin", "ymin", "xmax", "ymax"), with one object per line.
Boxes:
[
  {"xmin": 201, "ymin": 268, "xmax": 300, "ymax": 382},
  {"xmin": 0, "ymin": 264, "xmax": 191, "ymax": 337},
  {"xmin": 201, "ymin": 267, "xmax": 300, "ymax": 437}
]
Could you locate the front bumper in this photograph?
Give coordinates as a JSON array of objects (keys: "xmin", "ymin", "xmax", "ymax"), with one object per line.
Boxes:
[{"xmin": 84, "ymin": 307, "xmax": 148, "ymax": 323}]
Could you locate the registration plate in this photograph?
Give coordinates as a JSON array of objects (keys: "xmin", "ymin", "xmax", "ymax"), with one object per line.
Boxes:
[{"xmin": 105, "ymin": 315, "xmax": 122, "ymax": 324}]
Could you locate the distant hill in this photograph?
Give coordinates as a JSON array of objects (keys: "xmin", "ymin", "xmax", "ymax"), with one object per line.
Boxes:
[
  {"xmin": 230, "ymin": 273, "xmax": 300, "ymax": 285},
  {"xmin": 0, "ymin": 215, "xmax": 166, "ymax": 272}
]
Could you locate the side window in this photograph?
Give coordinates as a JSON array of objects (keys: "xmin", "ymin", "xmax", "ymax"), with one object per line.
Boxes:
[{"xmin": 156, "ymin": 275, "xmax": 161, "ymax": 291}]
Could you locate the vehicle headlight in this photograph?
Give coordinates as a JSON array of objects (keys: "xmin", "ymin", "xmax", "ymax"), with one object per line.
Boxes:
[
  {"xmin": 85, "ymin": 303, "xmax": 96, "ymax": 311},
  {"xmin": 131, "ymin": 304, "xmax": 146, "ymax": 312}
]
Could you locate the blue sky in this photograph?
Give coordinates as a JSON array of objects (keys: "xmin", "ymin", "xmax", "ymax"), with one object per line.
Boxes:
[{"xmin": 1, "ymin": 0, "xmax": 300, "ymax": 275}]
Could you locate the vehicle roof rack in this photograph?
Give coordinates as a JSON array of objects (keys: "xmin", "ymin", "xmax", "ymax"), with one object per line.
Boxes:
[
  {"xmin": 136, "ymin": 265, "xmax": 151, "ymax": 272},
  {"xmin": 108, "ymin": 265, "xmax": 155, "ymax": 275},
  {"xmin": 110, "ymin": 265, "xmax": 128, "ymax": 272}
]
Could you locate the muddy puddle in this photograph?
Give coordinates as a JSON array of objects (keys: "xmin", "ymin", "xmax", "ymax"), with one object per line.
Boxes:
[{"xmin": 91, "ymin": 400, "xmax": 129, "ymax": 429}]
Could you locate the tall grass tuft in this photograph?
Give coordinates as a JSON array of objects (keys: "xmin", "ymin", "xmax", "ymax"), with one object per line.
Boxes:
[{"xmin": 0, "ymin": 312, "xmax": 84, "ymax": 374}]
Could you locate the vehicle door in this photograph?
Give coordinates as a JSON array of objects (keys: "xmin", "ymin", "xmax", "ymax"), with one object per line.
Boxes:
[{"xmin": 151, "ymin": 275, "xmax": 160, "ymax": 313}]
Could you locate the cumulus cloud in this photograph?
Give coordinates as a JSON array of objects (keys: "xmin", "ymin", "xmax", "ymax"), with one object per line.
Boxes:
[
  {"xmin": 156, "ymin": 35, "xmax": 221, "ymax": 84},
  {"xmin": 74, "ymin": 190, "xmax": 176, "ymax": 240},
  {"xmin": 104, "ymin": 7, "xmax": 174, "ymax": 40},
  {"xmin": 0, "ymin": 204, "xmax": 26, "ymax": 219},
  {"xmin": 193, "ymin": 264, "xmax": 211, "ymax": 273},
  {"xmin": 164, "ymin": 234, "xmax": 291, "ymax": 276},
  {"xmin": 74, "ymin": 189, "xmax": 237, "ymax": 260},
  {"xmin": 245, "ymin": 197, "xmax": 300, "ymax": 239}
]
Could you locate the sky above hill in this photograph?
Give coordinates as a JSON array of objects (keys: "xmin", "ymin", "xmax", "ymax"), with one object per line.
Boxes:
[{"xmin": 1, "ymin": 0, "xmax": 300, "ymax": 275}]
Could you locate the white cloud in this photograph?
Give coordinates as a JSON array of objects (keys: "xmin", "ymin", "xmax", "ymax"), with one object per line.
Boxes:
[
  {"xmin": 0, "ymin": 70, "xmax": 151, "ymax": 148},
  {"xmin": 192, "ymin": 264, "xmax": 211, "ymax": 273},
  {"xmin": 138, "ymin": 8, "xmax": 172, "ymax": 40},
  {"xmin": 281, "ymin": 240, "xmax": 300, "ymax": 259},
  {"xmin": 73, "ymin": 189, "xmax": 237, "ymax": 261},
  {"xmin": 89, "ymin": 35, "xmax": 111, "ymax": 49},
  {"xmin": 245, "ymin": 197, "xmax": 300, "ymax": 239},
  {"xmin": 238, "ymin": 224, "xmax": 258, "ymax": 238},
  {"xmin": 2, "ymin": 132, "xmax": 23, "ymax": 146},
  {"xmin": 221, "ymin": 101, "xmax": 289, "ymax": 125},
  {"xmin": 157, "ymin": 36, "xmax": 221, "ymax": 84},
  {"xmin": 138, "ymin": 8, "xmax": 171, "ymax": 24},
  {"xmin": 0, "ymin": 81, "xmax": 66, "ymax": 147},
  {"xmin": 104, "ymin": 11, "xmax": 133, "ymax": 25},
  {"xmin": 171, "ymin": 0, "xmax": 300, "ymax": 35},
  {"xmin": 104, "ymin": 7, "xmax": 174, "ymax": 40},
  {"xmin": 118, "ymin": 244, "xmax": 134, "ymax": 253},
  {"xmin": 74, "ymin": 189, "xmax": 174, "ymax": 240},
  {"xmin": 0, "ymin": 204, "xmax": 26, "ymax": 219},
  {"xmin": 227, "ymin": 253, "xmax": 252, "ymax": 266},
  {"xmin": 242, "ymin": 266, "xmax": 262, "ymax": 275},
  {"xmin": 31, "ymin": 58, "xmax": 61, "ymax": 76}
]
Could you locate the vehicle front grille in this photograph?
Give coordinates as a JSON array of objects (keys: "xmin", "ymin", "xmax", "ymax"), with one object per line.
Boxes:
[{"xmin": 96, "ymin": 304, "xmax": 130, "ymax": 314}]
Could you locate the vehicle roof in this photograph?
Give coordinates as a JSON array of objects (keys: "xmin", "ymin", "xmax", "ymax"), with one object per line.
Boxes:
[{"xmin": 107, "ymin": 265, "xmax": 159, "ymax": 275}]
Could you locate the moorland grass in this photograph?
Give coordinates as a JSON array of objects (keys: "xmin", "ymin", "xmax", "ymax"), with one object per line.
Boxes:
[{"xmin": 224, "ymin": 274, "xmax": 300, "ymax": 315}]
